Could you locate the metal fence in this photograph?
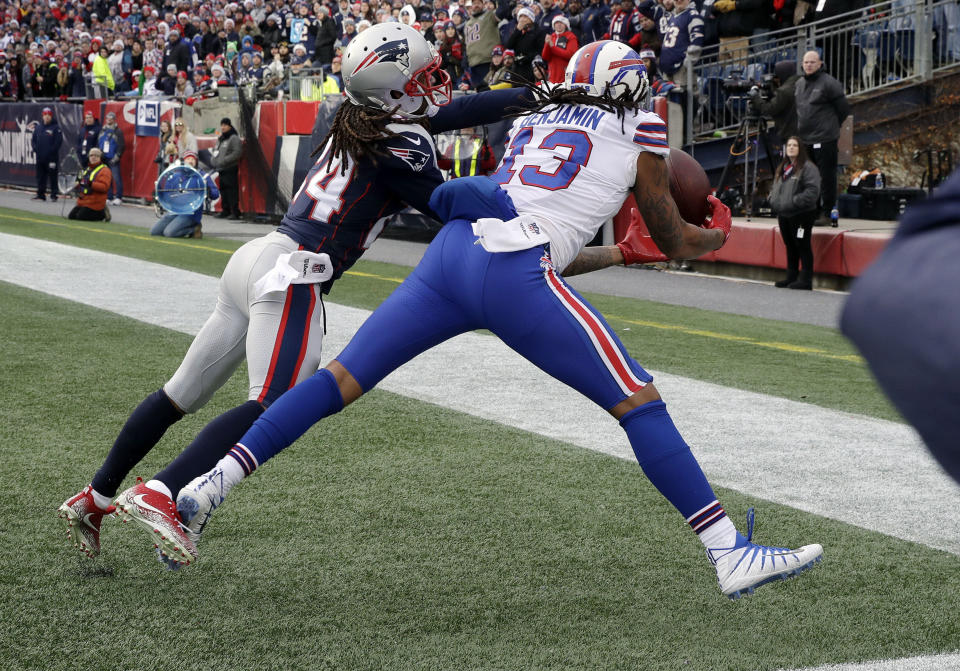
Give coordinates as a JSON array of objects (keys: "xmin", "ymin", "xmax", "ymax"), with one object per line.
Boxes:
[{"xmin": 685, "ymin": 0, "xmax": 960, "ymax": 142}]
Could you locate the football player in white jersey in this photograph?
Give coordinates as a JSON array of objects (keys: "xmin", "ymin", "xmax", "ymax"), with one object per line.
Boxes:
[{"xmin": 151, "ymin": 40, "xmax": 823, "ymax": 600}]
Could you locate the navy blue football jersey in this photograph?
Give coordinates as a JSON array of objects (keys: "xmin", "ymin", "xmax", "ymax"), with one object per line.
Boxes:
[
  {"xmin": 658, "ymin": 6, "xmax": 704, "ymax": 74},
  {"xmin": 277, "ymin": 88, "xmax": 532, "ymax": 293}
]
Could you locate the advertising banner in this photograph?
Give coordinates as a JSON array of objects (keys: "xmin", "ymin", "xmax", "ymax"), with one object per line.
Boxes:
[{"xmin": 0, "ymin": 103, "xmax": 82, "ymax": 190}]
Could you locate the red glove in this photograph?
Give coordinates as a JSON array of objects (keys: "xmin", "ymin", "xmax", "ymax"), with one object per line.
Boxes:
[
  {"xmin": 616, "ymin": 210, "xmax": 669, "ymax": 265},
  {"xmin": 705, "ymin": 195, "xmax": 732, "ymax": 245}
]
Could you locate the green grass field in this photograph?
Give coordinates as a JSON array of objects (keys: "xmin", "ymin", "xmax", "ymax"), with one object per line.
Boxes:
[{"xmin": 1, "ymin": 209, "xmax": 957, "ymax": 670}]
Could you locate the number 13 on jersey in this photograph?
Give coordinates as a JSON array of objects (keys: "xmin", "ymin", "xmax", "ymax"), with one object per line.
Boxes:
[{"xmin": 489, "ymin": 127, "xmax": 594, "ymax": 191}]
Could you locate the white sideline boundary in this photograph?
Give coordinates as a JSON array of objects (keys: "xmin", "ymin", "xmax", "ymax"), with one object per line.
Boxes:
[{"xmin": 2, "ymin": 233, "xmax": 959, "ymax": 671}]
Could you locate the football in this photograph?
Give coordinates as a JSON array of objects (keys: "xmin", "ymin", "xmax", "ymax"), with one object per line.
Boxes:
[{"xmin": 666, "ymin": 148, "xmax": 712, "ymax": 227}]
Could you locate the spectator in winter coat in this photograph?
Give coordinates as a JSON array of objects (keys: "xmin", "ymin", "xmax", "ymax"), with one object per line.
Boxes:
[
  {"xmin": 541, "ymin": 14, "xmax": 578, "ymax": 83},
  {"xmin": 67, "ymin": 52, "xmax": 87, "ymax": 97},
  {"xmin": 505, "ymin": 7, "xmax": 542, "ymax": 83},
  {"xmin": 91, "ymin": 46, "xmax": 115, "ymax": 92},
  {"xmin": 480, "ymin": 44, "xmax": 506, "ymax": 89},
  {"xmin": 536, "ymin": 0, "xmax": 564, "ymax": 35},
  {"xmin": 605, "ymin": 0, "xmax": 644, "ymax": 48},
  {"xmin": 161, "ymin": 30, "xmax": 192, "ymax": 89},
  {"xmin": 768, "ymin": 137, "xmax": 821, "ymax": 289},
  {"xmin": 31, "ymin": 106, "xmax": 63, "ymax": 202},
  {"xmin": 97, "ymin": 111, "xmax": 125, "ymax": 204},
  {"xmin": 69, "ymin": 147, "xmax": 113, "ymax": 221},
  {"xmin": 78, "ymin": 110, "xmax": 101, "ymax": 168},
  {"xmin": 108, "ymin": 39, "xmax": 125, "ymax": 84},
  {"xmin": 462, "ymin": 0, "xmax": 511, "ymax": 89},
  {"xmin": 312, "ymin": 6, "xmax": 339, "ymax": 65},
  {"xmin": 203, "ymin": 117, "xmax": 242, "ymax": 219},
  {"xmin": 581, "ymin": 0, "xmax": 612, "ymax": 44},
  {"xmin": 172, "ymin": 117, "xmax": 199, "ymax": 157},
  {"xmin": 487, "ymin": 47, "xmax": 520, "ymax": 87},
  {"xmin": 638, "ymin": 12, "xmax": 660, "ymax": 54},
  {"xmin": 437, "ymin": 21, "xmax": 465, "ymax": 85}
]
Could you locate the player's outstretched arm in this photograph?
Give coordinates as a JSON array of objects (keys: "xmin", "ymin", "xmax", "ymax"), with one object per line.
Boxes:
[{"xmin": 633, "ymin": 152, "xmax": 728, "ymax": 260}]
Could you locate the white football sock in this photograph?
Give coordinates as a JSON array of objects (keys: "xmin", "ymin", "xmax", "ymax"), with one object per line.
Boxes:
[
  {"xmin": 698, "ymin": 516, "xmax": 738, "ymax": 553},
  {"xmin": 90, "ymin": 487, "xmax": 113, "ymax": 510},
  {"xmin": 145, "ymin": 479, "xmax": 173, "ymax": 499}
]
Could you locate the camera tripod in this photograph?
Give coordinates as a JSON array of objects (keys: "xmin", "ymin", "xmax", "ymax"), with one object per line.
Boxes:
[{"xmin": 715, "ymin": 110, "xmax": 778, "ymax": 220}]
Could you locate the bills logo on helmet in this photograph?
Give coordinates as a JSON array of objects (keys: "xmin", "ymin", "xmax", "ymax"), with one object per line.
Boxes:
[
  {"xmin": 388, "ymin": 146, "xmax": 430, "ymax": 171},
  {"xmin": 608, "ymin": 58, "xmax": 645, "ymax": 85},
  {"xmin": 353, "ymin": 39, "xmax": 411, "ymax": 75}
]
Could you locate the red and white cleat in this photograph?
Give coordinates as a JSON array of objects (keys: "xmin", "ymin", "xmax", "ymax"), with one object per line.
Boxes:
[
  {"xmin": 114, "ymin": 479, "xmax": 198, "ymax": 567},
  {"xmin": 57, "ymin": 485, "xmax": 116, "ymax": 558}
]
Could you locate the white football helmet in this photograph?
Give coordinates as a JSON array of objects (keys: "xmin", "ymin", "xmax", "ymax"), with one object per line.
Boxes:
[
  {"xmin": 341, "ymin": 22, "xmax": 452, "ymax": 118},
  {"xmin": 564, "ymin": 40, "xmax": 650, "ymax": 104}
]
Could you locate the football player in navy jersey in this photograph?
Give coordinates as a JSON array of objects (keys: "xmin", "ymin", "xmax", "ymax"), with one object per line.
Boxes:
[
  {"xmin": 168, "ymin": 41, "xmax": 824, "ymax": 600},
  {"xmin": 57, "ymin": 23, "xmax": 546, "ymax": 564}
]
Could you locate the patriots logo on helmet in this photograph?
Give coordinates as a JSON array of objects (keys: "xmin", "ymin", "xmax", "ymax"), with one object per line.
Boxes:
[
  {"xmin": 353, "ymin": 39, "xmax": 411, "ymax": 75},
  {"xmin": 388, "ymin": 146, "xmax": 430, "ymax": 171}
]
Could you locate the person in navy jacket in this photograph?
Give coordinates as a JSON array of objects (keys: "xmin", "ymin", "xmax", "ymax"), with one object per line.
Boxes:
[{"xmin": 31, "ymin": 106, "xmax": 62, "ymax": 202}]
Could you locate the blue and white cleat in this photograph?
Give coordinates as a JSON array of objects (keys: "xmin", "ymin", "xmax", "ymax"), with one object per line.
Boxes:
[
  {"xmin": 709, "ymin": 509, "xmax": 823, "ymax": 600},
  {"xmin": 175, "ymin": 467, "xmax": 227, "ymax": 546}
]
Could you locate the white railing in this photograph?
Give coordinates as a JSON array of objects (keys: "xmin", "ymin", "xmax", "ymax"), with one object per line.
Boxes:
[{"xmin": 686, "ymin": 0, "xmax": 960, "ymax": 142}]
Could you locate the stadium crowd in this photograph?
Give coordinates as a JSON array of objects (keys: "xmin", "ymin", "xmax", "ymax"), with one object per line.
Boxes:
[{"xmin": 0, "ymin": 0, "xmax": 868, "ymax": 102}]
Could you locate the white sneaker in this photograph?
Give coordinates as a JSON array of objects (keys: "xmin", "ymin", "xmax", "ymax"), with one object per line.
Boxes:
[
  {"xmin": 112, "ymin": 198, "xmax": 123, "ymax": 205},
  {"xmin": 709, "ymin": 509, "xmax": 823, "ymax": 599},
  {"xmin": 176, "ymin": 467, "xmax": 228, "ymax": 545}
]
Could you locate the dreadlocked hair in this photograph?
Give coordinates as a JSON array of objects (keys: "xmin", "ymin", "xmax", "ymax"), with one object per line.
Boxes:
[
  {"xmin": 508, "ymin": 81, "xmax": 646, "ymax": 129},
  {"xmin": 311, "ymin": 101, "xmax": 431, "ymax": 175}
]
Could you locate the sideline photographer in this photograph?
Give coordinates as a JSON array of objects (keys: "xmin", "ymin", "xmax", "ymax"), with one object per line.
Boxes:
[
  {"xmin": 67, "ymin": 148, "xmax": 113, "ymax": 222},
  {"xmin": 754, "ymin": 60, "xmax": 799, "ymax": 146}
]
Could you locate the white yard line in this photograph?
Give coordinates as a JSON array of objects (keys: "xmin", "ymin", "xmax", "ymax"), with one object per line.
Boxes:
[{"xmin": 4, "ymin": 232, "xmax": 959, "ymax": 671}]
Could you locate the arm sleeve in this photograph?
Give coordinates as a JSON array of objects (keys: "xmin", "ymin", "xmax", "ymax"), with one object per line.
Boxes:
[
  {"xmin": 379, "ymin": 132, "xmax": 445, "ymax": 219},
  {"xmin": 793, "ymin": 163, "xmax": 821, "ymax": 212},
  {"xmin": 206, "ymin": 174, "xmax": 220, "ymax": 200},
  {"xmin": 53, "ymin": 127, "xmax": 63, "ymax": 153},
  {"xmin": 429, "ymin": 87, "xmax": 534, "ymax": 133},
  {"xmin": 832, "ymin": 85, "xmax": 851, "ymax": 125},
  {"xmin": 92, "ymin": 168, "xmax": 111, "ymax": 193},
  {"xmin": 632, "ymin": 114, "xmax": 670, "ymax": 157},
  {"xmin": 116, "ymin": 128, "xmax": 125, "ymax": 156},
  {"xmin": 557, "ymin": 33, "xmax": 579, "ymax": 59}
]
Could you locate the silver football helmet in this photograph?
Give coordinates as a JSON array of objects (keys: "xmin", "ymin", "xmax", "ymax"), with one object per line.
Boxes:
[{"xmin": 341, "ymin": 22, "xmax": 452, "ymax": 118}]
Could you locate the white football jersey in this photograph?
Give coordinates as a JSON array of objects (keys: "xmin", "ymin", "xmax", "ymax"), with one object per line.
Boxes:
[{"xmin": 491, "ymin": 104, "xmax": 670, "ymax": 271}]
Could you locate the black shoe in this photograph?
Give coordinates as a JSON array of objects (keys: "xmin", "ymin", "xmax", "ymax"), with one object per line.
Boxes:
[
  {"xmin": 215, "ymin": 211, "xmax": 229, "ymax": 218},
  {"xmin": 787, "ymin": 280, "xmax": 813, "ymax": 290},
  {"xmin": 31, "ymin": 195, "xmax": 45, "ymax": 201},
  {"xmin": 228, "ymin": 213, "xmax": 241, "ymax": 220},
  {"xmin": 813, "ymin": 216, "xmax": 831, "ymax": 227},
  {"xmin": 50, "ymin": 196, "xmax": 58, "ymax": 202},
  {"xmin": 774, "ymin": 276, "xmax": 796, "ymax": 288}
]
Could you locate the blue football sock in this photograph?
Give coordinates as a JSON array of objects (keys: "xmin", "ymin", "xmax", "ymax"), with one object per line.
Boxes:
[
  {"xmin": 154, "ymin": 400, "xmax": 264, "ymax": 497},
  {"xmin": 620, "ymin": 400, "xmax": 726, "ymax": 531},
  {"xmin": 233, "ymin": 368, "xmax": 344, "ymax": 471},
  {"xmin": 92, "ymin": 389, "xmax": 183, "ymax": 497}
]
